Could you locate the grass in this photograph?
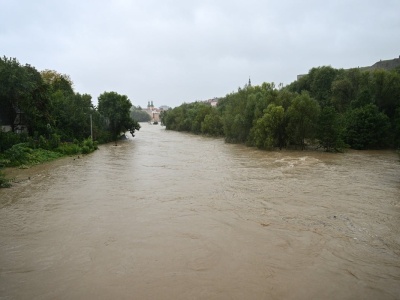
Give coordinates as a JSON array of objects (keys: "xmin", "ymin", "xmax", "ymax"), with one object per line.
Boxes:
[{"xmin": 0, "ymin": 138, "xmax": 99, "ymax": 188}]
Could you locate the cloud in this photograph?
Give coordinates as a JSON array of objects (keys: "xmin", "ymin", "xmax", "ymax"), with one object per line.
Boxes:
[{"xmin": 1, "ymin": 0, "xmax": 399, "ymax": 108}]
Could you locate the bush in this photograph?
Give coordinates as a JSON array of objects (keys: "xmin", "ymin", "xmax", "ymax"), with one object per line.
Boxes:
[
  {"xmin": 55, "ymin": 138, "xmax": 97, "ymax": 156},
  {"xmin": 344, "ymin": 104, "xmax": 391, "ymax": 149},
  {"xmin": 49, "ymin": 133, "xmax": 61, "ymax": 149},
  {"xmin": 0, "ymin": 169, "xmax": 11, "ymax": 188},
  {"xmin": 1, "ymin": 134, "xmax": 98, "ymax": 167},
  {"xmin": 81, "ymin": 145, "xmax": 90, "ymax": 154},
  {"xmin": 4, "ymin": 143, "xmax": 32, "ymax": 166},
  {"xmin": 56, "ymin": 143, "xmax": 81, "ymax": 155},
  {"xmin": 2, "ymin": 143, "xmax": 63, "ymax": 167},
  {"xmin": 0, "ymin": 131, "xmax": 28, "ymax": 152}
]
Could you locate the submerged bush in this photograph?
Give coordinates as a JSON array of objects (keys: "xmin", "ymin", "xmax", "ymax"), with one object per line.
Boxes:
[
  {"xmin": 4, "ymin": 143, "xmax": 32, "ymax": 166},
  {"xmin": 81, "ymin": 145, "xmax": 90, "ymax": 154},
  {"xmin": 0, "ymin": 169, "xmax": 11, "ymax": 188},
  {"xmin": 2, "ymin": 143, "xmax": 63, "ymax": 167},
  {"xmin": 1, "ymin": 135, "xmax": 98, "ymax": 167},
  {"xmin": 56, "ymin": 143, "xmax": 81, "ymax": 155}
]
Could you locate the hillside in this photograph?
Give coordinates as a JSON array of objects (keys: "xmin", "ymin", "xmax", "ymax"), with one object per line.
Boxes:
[
  {"xmin": 360, "ymin": 56, "xmax": 400, "ymax": 71},
  {"xmin": 297, "ymin": 56, "xmax": 400, "ymax": 80}
]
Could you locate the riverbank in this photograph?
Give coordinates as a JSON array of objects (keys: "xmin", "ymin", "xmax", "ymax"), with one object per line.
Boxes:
[
  {"xmin": 2, "ymin": 154, "xmax": 87, "ymax": 185},
  {"xmin": 0, "ymin": 137, "xmax": 99, "ymax": 188}
]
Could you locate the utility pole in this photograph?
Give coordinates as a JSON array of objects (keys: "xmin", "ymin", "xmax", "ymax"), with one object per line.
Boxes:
[{"xmin": 90, "ymin": 114, "xmax": 93, "ymax": 141}]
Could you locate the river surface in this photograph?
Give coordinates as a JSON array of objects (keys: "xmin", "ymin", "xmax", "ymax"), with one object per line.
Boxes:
[{"xmin": 1, "ymin": 123, "xmax": 400, "ymax": 299}]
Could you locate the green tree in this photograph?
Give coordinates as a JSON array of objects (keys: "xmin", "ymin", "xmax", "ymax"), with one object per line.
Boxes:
[
  {"xmin": 344, "ymin": 104, "xmax": 390, "ymax": 149},
  {"xmin": 0, "ymin": 56, "xmax": 52, "ymax": 135},
  {"xmin": 351, "ymin": 89, "xmax": 373, "ymax": 109},
  {"xmin": 370, "ymin": 69, "xmax": 400, "ymax": 118},
  {"xmin": 97, "ymin": 92, "xmax": 140, "ymax": 142},
  {"xmin": 41, "ymin": 69, "xmax": 74, "ymax": 96},
  {"xmin": 250, "ymin": 104, "xmax": 286, "ymax": 150},
  {"xmin": 163, "ymin": 103, "xmax": 191, "ymax": 131},
  {"xmin": 394, "ymin": 107, "xmax": 400, "ymax": 148},
  {"xmin": 286, "ymin": 91, "xmax": 320, "ymax": 149},
  {"xmin": 201, "ymin": 108, "xmax": 223, "ymax": 136},
  {"xmin": 131, "ymin": 106, "xmax": 151, "ymax": 122},
  {"xmin": 309, "ymin": 66, "xmax": 338, "ymax": 107},
  {"xmin": 331, "ymin": 78, "xmax": 354, "ymax": 112},
  {"xmin": 190, "ymin": 103, "xmax": 212, "ymax": 134},
  {"xmin": 221, "ymin": 82, "xmax": 277, "ymax": 144},
  {"xmin": 316, "ymin": 106, "xmax": 345, "ymax": 152}
]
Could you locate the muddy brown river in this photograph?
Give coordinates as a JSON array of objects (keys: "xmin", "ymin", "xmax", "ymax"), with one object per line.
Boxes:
[{"xmin": 1, "ymin": 123, "xmax": 400, "ymax": 299}]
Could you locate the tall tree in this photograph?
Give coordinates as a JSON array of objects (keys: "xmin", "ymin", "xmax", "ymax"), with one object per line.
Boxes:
[
  {"xmin": 344, "ymin": 104, "xmax": 390, "ymax": 149},
  {"xmin": 0, "ymin": 56, "xmax": 51, "ymax": 134},
  {"xmin": 286, "ymin": 91, "xmax": 320, "ymax": 150},
  {"xmin": 201, "ymin": 108, "xmax": 223, "ymax": 136},
  {"xmin": 316, "ymin": 106, "xmax": 345, "ymax": 152},
  {"xmin": 250, "ymin": 104, "xmax": 286, "ymax": 150},
  {"xmin": 97, "ymin": 91, "xmax": 140, "ymax": 142},
  {"xmin": 331, "ymin": 78, "xmax": 354, "ymax": 112},
  {"xmin": 309, "ymin": 66, "xmax": 338, "ymax": 107}
]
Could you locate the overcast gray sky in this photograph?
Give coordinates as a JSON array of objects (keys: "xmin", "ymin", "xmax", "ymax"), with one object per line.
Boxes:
[{"xmin": 1, "ymin": 0, "xmax": 399, "ymax": 108}]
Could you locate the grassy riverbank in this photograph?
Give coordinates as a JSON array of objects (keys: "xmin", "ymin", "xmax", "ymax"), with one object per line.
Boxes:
[{"xmin": 0, "ymin": 138, "xmax": 98, "ymax": 188}]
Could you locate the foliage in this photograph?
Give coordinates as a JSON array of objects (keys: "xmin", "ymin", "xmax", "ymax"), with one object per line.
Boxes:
[
  {"xmin": 316, "ymin": 106, "xmax": 346, "ymax": 152},
  {"xmin": 55, "ymin": 138, "xmax": 97, "ymax": 155},
  {"xmin": 286, "ymin": 91, "xmax": 320, "ymax": 149},
  {"xmin": 221, "ymin": 83, "xmax": 277, "ymax": 144},
  {"xmin": 201, "ymin": 109, "xmax": 224, "ymax": 136},
  {"xmin": 344, "ymin": 104, "xmax": 391, "ymax": 149},
  {"xmin": 0, "ymin": 56, "xmax": 52, "ymax": 136},
  {"xmin": 0, "ymin": 131, "xmax": 28, "ymax": 152},
  {"xmin": 164, "ymin": 68, "xmax": 399, "ymax": 151},
  {"xmin": 2, "ymin": 55, "xmax": 399, "ymax": 161},
  {"xmin": 0, "ymin": 136, "xmax": 98, "ymax": 168},
  {"xmin": 250, "ymin": 104, "xmax": 286, "ymax": 149},
  {"xmin": 0, "ymin": 168, "xmax": 11, "ymax": 188},
  {"xmin": 131, "ymin": 106, "xmax": 151, "ymax": 122},
  {"xmin": 309, "ymin": 66, "xmax": 339, "ymax": 107},
  {"xmin": 0, "ymin": 56, "xmax": 144, "ymax": 169},
  {"xmin": 394, "ymin": 107, "xmax": 400, "ymax": 149},
  {"xmin": 1, "ymin": 143, "xmax": 63, "ymax": 167},
  {"xmin": 98, "ymin": 91, "xmax": 141, "ymax": 142},
  {"xmin": 56, "ymin": 143, "xmax": 81, "ymax": 155}
]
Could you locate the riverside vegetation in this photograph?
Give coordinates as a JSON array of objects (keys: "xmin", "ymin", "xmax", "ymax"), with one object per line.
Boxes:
[
  {"xmin": 0, "ymin": 56, "xmax": 140, "ymax": 187},
  {"xmin": 161, "ymin": 66, "xmax": 400, "ymax": 152}
]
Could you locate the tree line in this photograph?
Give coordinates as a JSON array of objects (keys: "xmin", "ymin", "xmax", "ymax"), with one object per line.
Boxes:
[
  {"xmin": 0, "ymin": 56, "xmax": 140, "ymax": 173},
  {"xmin": 161, "ymin": 66, "xmax": 400, "ymax": 151}
]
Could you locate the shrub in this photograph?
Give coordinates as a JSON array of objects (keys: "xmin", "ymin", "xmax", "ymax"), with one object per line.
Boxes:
[
  {"xmin": 49, "ymin": 133, "xmax": 61, "ymax": 149},
  {"xmin": 0, "ymin": 169, "xmax": 11, "ymax": 188},
  {"xmin": 4, "ymin": 143, "xmax": 32, "ymax": 166},
  {"xmin": 0, "ymin": 131, "xmax": 28, "ymax": 152},
  {"xmin": 56, "ymin": 143, "xmax": 81, "ymax": 155},
  {"xmin": 81, "ymin": 145, "xmax": 90, "ymax": 154}
]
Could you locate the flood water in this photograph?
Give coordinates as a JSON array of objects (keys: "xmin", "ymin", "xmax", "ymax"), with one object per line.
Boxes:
[{"xmin": 1, "ymin": 123, "xmax": 400, "ymax": 299}]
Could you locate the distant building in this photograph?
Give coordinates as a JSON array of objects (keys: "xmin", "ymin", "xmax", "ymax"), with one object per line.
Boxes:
[
  {"xmin": 159, "ymin": 105, "xmax": 171, "ymax": 111},
  {"xmin": 210, "ymin": 98, "xmax": 219, "ymax": 107},
  {"xmin": 200, "ymin": 97, "xmax": 220, "ymax": 107},
  {"xmin": 144, "ymin": 101, "xmax": 160, "ymax": 122}
]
